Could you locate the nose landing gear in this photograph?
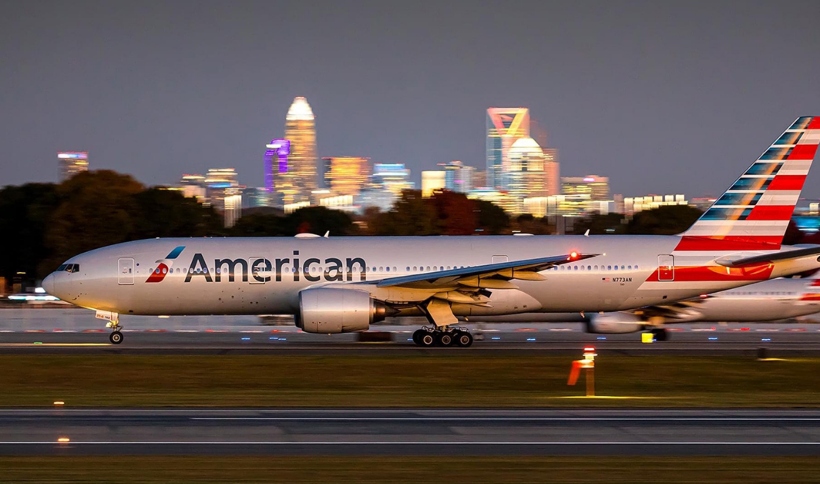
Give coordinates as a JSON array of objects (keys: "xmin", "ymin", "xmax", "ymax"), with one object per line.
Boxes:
[
  {"xmin": 97, "ymin": 310, "xmax": 124, "ymax": 345},
  {"xmin": 109, "ymin": 329, "xmax": 123, "ymax": 344}
]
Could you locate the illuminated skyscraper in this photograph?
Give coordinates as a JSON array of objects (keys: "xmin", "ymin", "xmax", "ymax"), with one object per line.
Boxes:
[
  {"xmin": 321, "ymin": 156, "xmax": 370, "ymax": 198},
  {"xmin": 542, "ymin": 148, "xmax": 560, "ymax": 197},
  {"xmin": 441, "ymin": 160, "xmax": 474, "ymax": 193},
  {"xmin": 421, "ymin": 170, "xmax": 446, "ymax": 198},
  {"xmin": 505, "ymin": 137, "xmax": 547, "ymax": 213},
  {"xmin": 204, "ymin": 168, "xmax": 242, "ymax": 227},
  {"xmin": 58, "ymin": 152, "xmax": 88, "ymax": 182},
  {"xmin": 562, "ymin": 175, "xmax": 610, "ymax": 201},
  {"xmin": 279, "ymin": 97, "xmax": 317, "ymax": 206},
  {"xmin": 371, "ymin": 163, "xmax": 413, "ymax": 195},
  {"xmin": 486, "ymin": 108, "xmax": 529, "ymax": 189},
  {"xmin": 264, "ymin": 139, "xmax": 290, "ymax": 203}
]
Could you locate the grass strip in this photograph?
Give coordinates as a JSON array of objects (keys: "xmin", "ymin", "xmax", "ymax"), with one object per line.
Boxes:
[
  {"xmin": 1, "ymin": 354, "xmax": 819, "ymax": 407},
  {"xmin": 0, "ymin": 456, "xmax": 819, "ymax": 483}
]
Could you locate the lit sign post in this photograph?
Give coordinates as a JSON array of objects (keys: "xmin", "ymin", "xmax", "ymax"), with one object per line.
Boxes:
[{"xmin": 567, "ymin": 347, "xmax": 597, "ymax": 397}]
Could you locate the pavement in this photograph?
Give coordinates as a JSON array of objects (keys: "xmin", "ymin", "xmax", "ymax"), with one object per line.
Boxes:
[{"xmin": 1, "ymin": 408, "xmax": 819, "ymax": 456}]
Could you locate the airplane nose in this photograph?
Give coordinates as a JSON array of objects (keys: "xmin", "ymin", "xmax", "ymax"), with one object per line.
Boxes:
[{"xmin": 42, "ymin": 274, "xmax": 55, "ymax": 295}]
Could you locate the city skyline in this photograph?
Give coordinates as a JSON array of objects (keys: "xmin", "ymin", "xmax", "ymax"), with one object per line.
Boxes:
[{"xmin": 2, "ymin": 1, "xmax": 820, "ymax": 198}]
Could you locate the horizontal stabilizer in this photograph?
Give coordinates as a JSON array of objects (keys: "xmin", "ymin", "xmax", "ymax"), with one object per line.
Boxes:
[{"xmin": 716, "ymin": 245, "xmax": 820, "ymax": 268}]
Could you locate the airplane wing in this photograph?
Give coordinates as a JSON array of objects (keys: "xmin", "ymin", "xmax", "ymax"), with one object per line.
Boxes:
[{"xmin": 374, "ymin": 253, "xmax": 599, "ymax": 290}]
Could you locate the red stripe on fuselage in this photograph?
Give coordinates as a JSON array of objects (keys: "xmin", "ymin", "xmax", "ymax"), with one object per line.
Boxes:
[
  {"xmin": 644, "ymin": 263, "xmax": 774, "ymax": 283},
  {"xmin": 674, "ymin": 236, "xmax": 782, "ymax": 251},
  {"xmin": 767, "ymin": 174, "xmax": 806, "ymax": 191},
  {"xmin": 746, "ymin": 205, "xmax": 795, "ymax": 221}
]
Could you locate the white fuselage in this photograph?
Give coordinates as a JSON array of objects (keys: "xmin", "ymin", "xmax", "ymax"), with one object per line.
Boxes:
[{"xmin": 43, "ymin": 235, "xmax": 820, "ymax": 318}]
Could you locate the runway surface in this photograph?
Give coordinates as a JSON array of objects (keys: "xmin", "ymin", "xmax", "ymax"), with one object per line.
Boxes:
[
  {"xmin": 1, "ymin": 307, "xmax": 820, "ymax": 354},
  {"xmin": 1, "ymin": 409, "xmax": 819, "ymax": 456}
]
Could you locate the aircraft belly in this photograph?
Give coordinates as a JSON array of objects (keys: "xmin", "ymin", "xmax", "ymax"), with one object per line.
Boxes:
[{"xmin": 108, "ymin": 281, "xmax": 293, "ymax": 315}]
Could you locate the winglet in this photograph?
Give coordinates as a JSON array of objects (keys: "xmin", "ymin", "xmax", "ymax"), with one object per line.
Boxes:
[{"xmin": 677, "ymin": 117, "xmax": 820, "ymax": 251}]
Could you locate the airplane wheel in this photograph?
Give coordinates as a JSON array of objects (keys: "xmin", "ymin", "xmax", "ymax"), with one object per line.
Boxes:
[
  {"xmin": 419, "ymin": 332, "xmax": 436, "ymax": 347},
  {"xmin": 412, "ymin": 329, "xmax": 425, "ymax": 345},
  {"xmin": 109, "ymin": 331, "xmax": 123, "ymax": 345},
  {"xmin": 652, "ymin": 328, "xmax": 668, "ymax": 341},
  {"xmin": 455, "ymin": 331, "xmax": 473, "ymax": 348},
  {"xmin": 437, "ymin": 332, "xmax": 454, "ymax": 347}
]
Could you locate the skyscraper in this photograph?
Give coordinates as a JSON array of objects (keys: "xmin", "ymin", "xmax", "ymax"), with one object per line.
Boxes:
[
  {"xmin": 264, "ymin": 139, "xmax": 290, "ymax": 202},
  {"xmin": 321, "ymin": 157, "xmax": 370, "ymax": 198},
  {"xmin": 279, "ymin": 97, "xmax": 317, "ymax": 206},
  {"xmin": 58, "ymin": 152, "xmax": 88, "ymax": 182},
  {"xmin": 441, "ymin": 160, "xmax": 474, "ymax": 193},
  {"xmin": 486, "ymin": 108, "xmax": 529, "ymax": 189}
]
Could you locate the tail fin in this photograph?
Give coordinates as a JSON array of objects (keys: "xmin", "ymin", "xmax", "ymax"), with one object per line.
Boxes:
[{"xmin": 678, "ymin": 117, "xmax": 820, "ymax": 251}]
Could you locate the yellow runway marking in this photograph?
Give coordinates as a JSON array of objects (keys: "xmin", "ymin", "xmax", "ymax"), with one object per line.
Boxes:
[{"xmin": 552, "ymin": 396, "xmax": 667, "ymax": 400}]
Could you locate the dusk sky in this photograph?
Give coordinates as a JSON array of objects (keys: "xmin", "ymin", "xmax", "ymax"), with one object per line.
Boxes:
[{"xmin": 2, "ymin": 1, "xmax": 820, "ymax": 198}]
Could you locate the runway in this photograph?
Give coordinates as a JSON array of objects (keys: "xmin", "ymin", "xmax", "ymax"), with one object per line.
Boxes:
[
  {"xmin": 1, "ymin": 307, "xmax": 820, "ymax": 354},
  {"xmin": 1, "ymin": 409, "xmax": 819, "ymax": 456}
]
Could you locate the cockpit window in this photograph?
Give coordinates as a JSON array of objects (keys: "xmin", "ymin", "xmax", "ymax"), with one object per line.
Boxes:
[
  {"xmin": 64, "ymin": 264, "xmax": 79, "ymax": 273},
  {"xmin": 57, "ymin": 264, "xmax": 67, "ymax": 271}
]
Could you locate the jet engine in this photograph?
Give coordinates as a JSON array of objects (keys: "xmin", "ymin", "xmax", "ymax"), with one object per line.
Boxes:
[
  {"xmin": 296, "ymin": 288, "xmax": 390, "ymax": 334},
  {"xmin": 586, "ymin": 312, "xmax": 645, "ymax": 334}
]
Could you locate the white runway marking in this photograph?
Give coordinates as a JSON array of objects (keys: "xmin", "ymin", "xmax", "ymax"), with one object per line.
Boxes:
[
  {"xmin": 190, "ymin": 417, "xmax": 820, "ymax": 422},
  {"xmin": 4, "ymin": 441, "xmax": 820, "ymax": 446}
]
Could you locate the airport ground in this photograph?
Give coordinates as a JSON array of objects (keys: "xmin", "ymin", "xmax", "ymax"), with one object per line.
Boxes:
[{"xmin": 2, "ymin": 307, "xmax": 820, "ymax": 481}]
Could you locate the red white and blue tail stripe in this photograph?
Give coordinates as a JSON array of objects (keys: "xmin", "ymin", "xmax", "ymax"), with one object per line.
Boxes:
[{"xmin": 677, "ymin": 117, "xmax": 820, "ymax": 251}]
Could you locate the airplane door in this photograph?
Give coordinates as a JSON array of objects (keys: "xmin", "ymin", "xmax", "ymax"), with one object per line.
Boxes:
[
  {"xmin": 658, "ymin": 254, "xmax": 674, "ymax": 282},
  {"xmin": 118, "ymin": 258, "xmax": 135, "ymax": 285}
]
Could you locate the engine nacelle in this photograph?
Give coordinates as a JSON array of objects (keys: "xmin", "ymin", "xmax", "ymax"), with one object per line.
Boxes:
[
  {"xmin": 586, "ymin": 312, "xmax": 645, "ymax": 334},
  {"xmin": 296, "ymin": 288, "xmax": 388, "ymax": 334}
]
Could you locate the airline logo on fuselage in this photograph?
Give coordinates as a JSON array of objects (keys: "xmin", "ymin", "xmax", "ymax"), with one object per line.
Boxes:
[
  {"xmin": 145, "ymin": 246, "xmax": 186, "ymax": 283},
  {"xmin": 148, "ymin": 249, "xmax": 367, "ymax": 283}
]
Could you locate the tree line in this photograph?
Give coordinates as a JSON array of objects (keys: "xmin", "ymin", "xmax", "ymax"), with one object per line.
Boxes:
[{"xmin": 3, "ymin": 169, "xmax": 752, "ymax": 287}]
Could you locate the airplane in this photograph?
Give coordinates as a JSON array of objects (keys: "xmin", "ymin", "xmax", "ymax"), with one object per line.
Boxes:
[
  {"xmin": 43, "ymin": 116, "xmax": 820, "ymax": 347},
  {"xmin": 464, "ymin": 271, "xmax": 820, "ymax": 339}
]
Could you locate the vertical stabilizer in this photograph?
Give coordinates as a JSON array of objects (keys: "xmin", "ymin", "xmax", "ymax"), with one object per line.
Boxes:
[{"xmin": 678, "ymin": 117, "xmax": 820, "ymax": 251}]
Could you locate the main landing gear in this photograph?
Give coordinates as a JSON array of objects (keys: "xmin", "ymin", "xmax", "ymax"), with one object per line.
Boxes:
[
  {"xmin": 412, "ymin": 326, "xmax": 473, "ymax": 347},
  {"xmin": 648, "ymin": 327, "xmax": 668, "ymax": 341}
]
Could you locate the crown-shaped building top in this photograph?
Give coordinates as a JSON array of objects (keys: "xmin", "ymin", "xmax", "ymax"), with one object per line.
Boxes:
[{"xmin": 286, "ymin": 96, "xmax": 314, "ymax": 121}]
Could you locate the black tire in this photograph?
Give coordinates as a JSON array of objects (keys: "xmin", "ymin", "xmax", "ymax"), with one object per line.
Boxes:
[
  {"xmin": 412, "ymin": 329, "xmax": 425, "ymax": 345},
  {"xmin": 109, "ymin": 331, "xmax": 123, "ymax": 345},
  {"xmin": 437, "ymin": 332, "xmax": 454, "ymax": 347},
  {"xmin": 652, "ymin": 328, "xmax": 668, "ymax": 341},
  {"xmin": 455, "ymin": 331, "xmax": 473, "ymax": 347},
  {"xmin": 419, "ymin": 332, "xmax": 436, "ymax": 347}
]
